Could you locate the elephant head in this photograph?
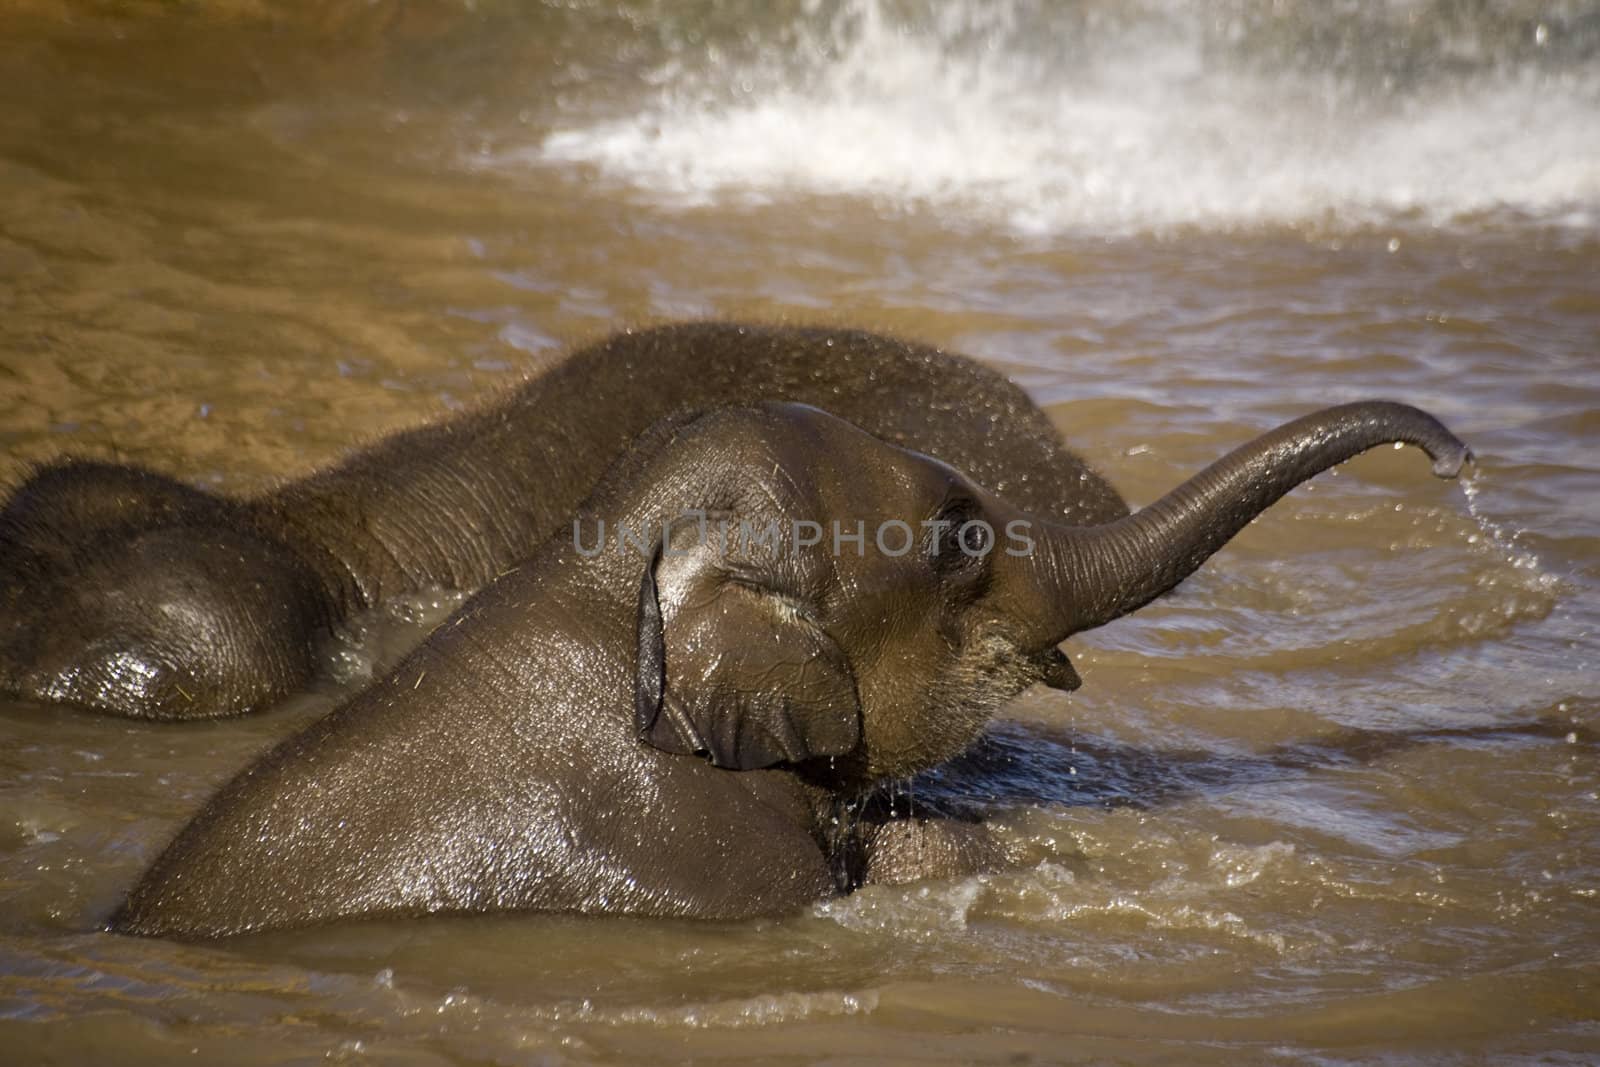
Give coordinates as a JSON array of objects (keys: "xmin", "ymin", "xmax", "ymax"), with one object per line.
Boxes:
[
  {"xmin": 0, "ymin": 461, "xmax": 333, "ymax": 719},
  {"xmin": 628, "ymin": 400, "xmax": 1469, "ymax": 789}
]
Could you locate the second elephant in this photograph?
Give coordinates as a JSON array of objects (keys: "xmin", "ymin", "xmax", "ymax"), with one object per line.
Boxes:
[{"xmin": 0, "ymin": 322, "xmax": 1126, "ymax": 721}]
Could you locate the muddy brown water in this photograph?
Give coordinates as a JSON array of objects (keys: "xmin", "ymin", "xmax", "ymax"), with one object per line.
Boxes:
[{"xmin": 1, "ymin": 2, "xmax": 1597, "ymax": 1063}]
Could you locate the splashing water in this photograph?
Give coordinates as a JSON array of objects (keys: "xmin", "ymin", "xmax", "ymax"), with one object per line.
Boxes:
[
  {"xmin": 1460, "ymin": 468, "xmax": 1550, "ymax": 578},
  {"xmin": 526, "ymin": 0, "xmax": 1600, "ymax": 234}
]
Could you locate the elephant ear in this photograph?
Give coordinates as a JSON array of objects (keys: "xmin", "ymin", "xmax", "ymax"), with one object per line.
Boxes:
[{"xmin": 634, "ymin": 542, "xmax": 860, "ymax": 770}]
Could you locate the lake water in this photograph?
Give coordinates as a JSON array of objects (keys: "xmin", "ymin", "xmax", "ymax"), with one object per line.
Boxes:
[{"xmin": 1, "ymin": 1, "xmax": 1596, "ymax": 1062}]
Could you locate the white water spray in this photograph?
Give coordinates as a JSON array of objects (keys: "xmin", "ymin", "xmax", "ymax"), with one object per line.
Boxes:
[{"xmin": 527, "ymin": 0, "xmax": 1600, "ymax": 234}]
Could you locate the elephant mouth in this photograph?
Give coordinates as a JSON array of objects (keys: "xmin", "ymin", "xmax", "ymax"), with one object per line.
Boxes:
[
  {"xmin": 949, "ymin": 622, "xmax": 1081, "ymax": 703},
  {"xmin": 1036, "ymin": 646, "xmax": 1081, "ymax": 693}
]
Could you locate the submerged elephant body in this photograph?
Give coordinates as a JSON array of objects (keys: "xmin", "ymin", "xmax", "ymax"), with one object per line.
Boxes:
[
  {"xmin": 0, "ymin": 323, "xmax": 1125, "ymax": 721},
  {"xmin": 113, "ymin": 400, "xmax": 1468, "ymax": 938}
]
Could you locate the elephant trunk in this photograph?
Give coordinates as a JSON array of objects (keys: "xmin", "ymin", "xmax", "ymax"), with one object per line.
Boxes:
[{"xmin": 1023, "ymin": 401, "xmax": 1470, "ymax": 640}]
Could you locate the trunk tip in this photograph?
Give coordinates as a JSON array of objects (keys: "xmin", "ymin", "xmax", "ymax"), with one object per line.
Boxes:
[{"xmin": 1430, "ymin": 441, "xmax": 1473, "ymax": 480}]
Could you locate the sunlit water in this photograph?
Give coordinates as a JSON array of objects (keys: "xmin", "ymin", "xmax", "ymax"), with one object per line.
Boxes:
[{"xmin": 1, "ymin": 1, "xmax": 1596, "ymax": 1062}]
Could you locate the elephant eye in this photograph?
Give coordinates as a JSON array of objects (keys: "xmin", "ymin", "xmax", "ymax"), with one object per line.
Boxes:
[
  {"xmin": 958, "ymin": 521, "xmax": 991, "ymax": 555},
  {"xmin": 930, "ymin": 499, "xmax": 991, "ymax": 565}
]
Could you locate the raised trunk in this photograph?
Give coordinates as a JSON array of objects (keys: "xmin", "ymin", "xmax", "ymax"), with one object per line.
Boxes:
[{"xmin": 1031, "ymin": 401, "xmax": 1470, "ymax": 638}]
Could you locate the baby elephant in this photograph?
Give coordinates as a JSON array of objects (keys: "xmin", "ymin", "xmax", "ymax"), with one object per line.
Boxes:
[{"xmin": 112, "ymin": 400, "xmax": 1468, "ymax": 938}]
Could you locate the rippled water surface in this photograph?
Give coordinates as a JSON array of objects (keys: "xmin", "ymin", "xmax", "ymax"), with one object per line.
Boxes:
[{"xmin": 1, "ymin": 1, "xmax": 1597, "ymax": 1063}]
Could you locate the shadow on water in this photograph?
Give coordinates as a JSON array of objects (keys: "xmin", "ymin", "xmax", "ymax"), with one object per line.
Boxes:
[{"xmin": 886, "ymin": 713, "xmax": 1598, "ymax": 821}]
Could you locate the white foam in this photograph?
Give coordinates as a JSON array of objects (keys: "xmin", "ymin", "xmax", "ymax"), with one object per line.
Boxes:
[{"xmin": 526, "ymin": 0, "xmax": 1600, "ymax": 235}]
